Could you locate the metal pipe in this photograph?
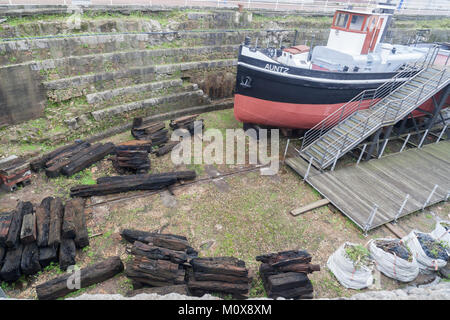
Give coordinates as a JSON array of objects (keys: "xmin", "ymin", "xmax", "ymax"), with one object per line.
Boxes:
[
  {"xmin": 422, "ymin": 184, "xmax": 439, "ymax": 210},
  {"xmin": 394, "ymin": 194, "xmax": 410, "ymax": 223},
  {"xmin": 378, "ymin": 139, "xmax": 389, "ymax": 159},
  {"xmin": 418, "ymin": 129, "xmax": 429, "ymax": 148},
  {"xmin": 400, "ymin": 133, "xmax": 411, "ymax": 152},
  {"xmin": 357, "ymin": 144, "xmax": 367, "ymax": 165},
  {"xmin": 283, "ymin": 139, "xmax": 290, "ymax": 162},
  {"xmin": 304, "ymin": 156, "xmax": 313, "ymax": 181},
  {"xmin": 331, "ymin": 150, "xmax": 340, "ymax": 171},
  {"xmin": 364, "ymin": 204, "xmax": 379, "ymax": 236},
  {"xmin": 436, "ymin": 124, "xmax": 448, "ymax": 143}
]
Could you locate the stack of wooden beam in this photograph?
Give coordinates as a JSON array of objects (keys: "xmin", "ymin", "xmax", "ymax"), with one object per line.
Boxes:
[
  {"xmin": 0, "ymin": 197, "xmax": 89, "ymax": 282},
  {"xmin": 112, "ymin": 144, "xmax": 151, "ymax": 174},
  {"xmin": 187, "ymin": 257, "xmax": 251, "ymax": 298},
  {"xmin": 256, "ymin": 250, "xmax": 320, "ymax": 299},
  {"xmin": 0, "ymin": 156, "xmax": 32, "ymax": 192},
  {"xmin": 70, "ymin": 171, "xmax": 196, "ymax": 197},
  {"xmin": 169, "ymin": 115, "xmax": 204, "ymax": 135},
  {"xmin": 131, "ymin": 118, "xmax": 168, "ymax": 147},
  {"xmin": 30, "ymin": 140, "xmax": 115, "ymax": 178},
  {"xmin": 122, "ymin": 229, "xmax": 196, "ymax": 288}
]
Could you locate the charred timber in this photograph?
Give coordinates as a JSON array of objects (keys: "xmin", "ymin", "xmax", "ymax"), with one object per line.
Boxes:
[{"xmin": 36, "ymin": 256, "xmax": 124, "ymax": 300}]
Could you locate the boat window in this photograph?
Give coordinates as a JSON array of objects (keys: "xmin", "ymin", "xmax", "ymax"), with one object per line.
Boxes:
[
  {"xmin": 334, "ymin": 13, "xmax": 350, "ymax": 28},
  {"xmin": 349, "ymin": 14, "xmax": 365, "ymax": 31}
]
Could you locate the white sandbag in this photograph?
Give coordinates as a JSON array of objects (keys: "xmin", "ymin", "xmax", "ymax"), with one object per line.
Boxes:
[
  {"xmin": 327, "ymin": 242, "xmax": 374, "ymax": 290},
  {"xmin": 368, "ymin": 238, "xmax": 419, "ymax": 282},
  {"xmin": 431, "ymin": 220, "xmax": 450, "ymax": 248},
  {"xmin": 402, "ymin": 230, "xmax": 448, "ymax": 272}
]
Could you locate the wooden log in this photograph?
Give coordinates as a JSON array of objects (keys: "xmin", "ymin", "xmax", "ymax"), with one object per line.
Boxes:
[
  {"xmin": 190, "ymin": 257, "xmax": 248, "ymax": 278},
  {"xmin": 127, "ymin": 284, "xmax": 189, "ymax": 297},
  {"xmin": 290, "ymin": 199, "xmax": 330, "ymax": 216},
  {"xmin": 187, "ymin": 280, "xmax": 250, "ymax": 296},
  {"xmin": 59, "ymin": 238, "xmax": 76, "ymax": 271},
  {"xmin": 169, "ymin": 114, "xmax": 199, "ymax": 129},
  {"xmin": 120, "ymin": 229, "xmax": 154, "ymax": 244},
  {"xmin": 45, "ymin": 142, "xmax": 92, "ymax": 178},
  {"xmin": 193, "ymin": 271, "xmax": 250, "ymax": 284},
  {"xmin": 0, "ymin": 211, "xmax": 13, "ymax": 247},
  {"xmin": 125, "ymin": 256, "xmax": 185, "ymax": 287},
  {"xmin": 36, "ymin": 256, "xmax": 124, "ymax": 300},
  {"xmin": 70, "ymin": 176, "xmax": 178, "ymax": 197},
  {"xmin": 39, "ymin": 245, "xmax": 58, "ymax": 268},
  {"xmin": 73, "ymin": 198, "xmax": 89, "ymax": 249},
  {"xmin": 96, "ymin": 171, "xmax": 196, "ymax": 185},
  {"xmin": 266, "ymin": 272, "xmax": 311, "ymax": 293},
  {"xmin": 132, "ymin": 117, "xmax": 143, "ymax": 129},
  {"xmin": 151, "ymin": 236, "xmax": 189, "ymax": 252},
  {"xmin": 6, "ymin": 201, "xmax": 32, "ymax": 248},
  {"xmin": 30, "ymin": 140, "xmax": 86, "ymax": 172},
  {"xmin": 21, "ymin": 242, "xmax": 41, "ymax": 275},
  {"xmin": 48, "ymin": 197, "xmax": 64, "ymax": 247},
  {"xmin": 256, "ymin": 250, "xmax": 312, "ymax": 265},
  {"xmin": 62, "ymin": 199, "xmax": 77, "ymax": 239},
  {"xmin": 131, "ymin": 241, "xmax": 188, "ymax": 264},
  {"xmin": 260, "ymin": 262, "xmax": 320, "ymax": 275},
  {"xmin": 61, "ymin": 142, "xmax": 115, "ymax": 177},
  {"xmin": 0, "ymin": 243, "xmax": 23, "ymax": 282},
  {"xmin": 20, "ymin": 213, "xmax": 36, "ymax": 244},
  {"xmin": 155, "ymin": 141, "xmax": 180, "ymax": 157},
  {"xmin": 36, "ymin": 197, "xmax": 53, "ymax": 247}
]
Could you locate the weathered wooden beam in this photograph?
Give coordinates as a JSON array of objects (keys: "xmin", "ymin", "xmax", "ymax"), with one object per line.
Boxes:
[
  {"xmin": 290, "ymin": 199, "xmax": 330, "ymax": 216},
  {"xmin": 61, "ymin": 142, "xmax": 115, "ymax": 177},
  {"xmin": 20, "ymin": 212, "xmax": 36, "ymax": 244},
  {"xmin": 30, "ymin": 140, "xmax": 86, "ymax": 172},
  {"xmin": 131, "ymin": 241, "xmax": 187, "ymax": 264},
  {"xmin": 73, "ymin": 198, "xmax": 89, "ymax": 249},
  {"xmin": 59, "ymin": 238, "xmax": 76, "ymax": 271},
  {"xmin": 6, "ymin": 201, "xmax": 32, "ymax": 248},
  {"xmin": 256, "ymin": 250, "xmax": 312, "ymax": 265},
  {"xmin": 0, "ymin": 211, "xmax": 13, "ymax": 246},
  {"xmin": 38, "ymin": 245, "xmax": 58, "ymax": 268},
  {"xmin": 36, "ymin": 197, "xmax": 53, "ymax": 248},
  {"xmin": 96, "ymin": 171, "xmax": 196, "ymax": 185},
  {"xmin": 0, "ymin": 243, "xmax": 23, "ymax": 282},
  {"xmin": 21, "ymin": 242, "xmax": 41, "ymax": 276},
  {"xmin": 384, "ymin": 223, "xmax": 407, "ymax": 239},
  {"xmin": 125, "ymin": 256, "xmax": 185, "ymax": 287},
  {"xmin": 70, "ymin": 175, "xmax": 178, "ymax": 197},
  {"xmin": 36, "ymin": 256, "xmax": 124, "ymax": 300},
  {"xmin": 190, "ymin": 257, "xmax": 248, "ymax": 278},
  {"xmin": 62, "ymin": 199, "xmax": 77, "ymax": 239},
  {"xmin": 48, "ymin": 197, "xmax": 64, "ymax": 247},
  {"xmin": 155, "ymin": 141, "xmax": 180, "ymax": 157}
]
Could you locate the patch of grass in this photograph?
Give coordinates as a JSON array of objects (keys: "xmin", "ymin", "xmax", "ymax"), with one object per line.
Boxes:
[{"xmin": 344, "ymin": 244, "xmax": 371, "ymax": 270}]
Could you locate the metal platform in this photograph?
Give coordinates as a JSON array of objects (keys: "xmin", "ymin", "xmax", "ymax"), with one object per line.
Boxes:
[{"xmin": 285, "ymin": 140, "xmax": 450, "ymax": 232}]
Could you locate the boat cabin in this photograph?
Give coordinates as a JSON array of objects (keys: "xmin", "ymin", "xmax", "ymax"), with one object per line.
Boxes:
[{"xmin": 327, "ymin": 9, "xmax": 390, "ymax": 55}]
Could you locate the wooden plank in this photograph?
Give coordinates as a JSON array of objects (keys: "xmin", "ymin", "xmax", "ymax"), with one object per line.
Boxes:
[
  {"xmin": 36, "ymin": 197, "xmax": 53, "ymax": 247},
  {"xmin": 0, "ymin": 244, "xmax": 23, "ymax": 281},
  {"xmin": 0, "ymin": 211, "xmax": 13, "ymax": 246},
  {"xmin": 290, "ymin": 199, "xmax": 330, "ymax": 216},
  {"xmin": 384, "ymin": 223, "xmax": 407, "ymax": 239},
  {"xmin": 73, "ymin": 198, "xmax": 89, "ymax": 249},
  {"xmin": 20, "ymin": 213, "xmax": 36, "ymax": 244},
  {"xmin": 48, "ymin": 197, "xmax": 64, "ymax": 247},
  {"xmin": 21, "ymin": 242, "xmax": 41, "ymax": 275},
  {"xmin": 6, "ymin": 201, "xmax": 32, "ymax": 248},
  {"xmin": 62, "ymin": 199, "xmax": 77, "ymax": 239},
  {"xmin": 36, "ymin": 256, "xmax": 124, "ymax": 300},
  {"xmin": 59, "ymin": 238, "xmax": 76, "ymax": 271}
]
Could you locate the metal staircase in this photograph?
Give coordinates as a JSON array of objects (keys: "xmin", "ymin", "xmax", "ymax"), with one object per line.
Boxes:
[{"xmin": 300, "ymin": 46, "xmax": 450, "ymax": 169}]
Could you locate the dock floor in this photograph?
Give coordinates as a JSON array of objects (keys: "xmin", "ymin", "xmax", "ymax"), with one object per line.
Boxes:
[{"xmin": 285, "ymin": 141, "xmax": 450, "ymax": 231}]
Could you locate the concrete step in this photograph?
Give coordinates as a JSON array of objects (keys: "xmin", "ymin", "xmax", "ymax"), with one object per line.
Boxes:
[
  {"xmin": 91, "ymin": 88, "xmax": 209, "ymax": 121},
  {"xmin": 37, "ymin": 45, "xmax": 239, "ymax": 81},
  {"xmin": 44, "ymin": 58, "xmax": 237, "ymax": 101},
  {"xmin": 86, "ymin": 78, "xmax": 184, "ymax": 105}
]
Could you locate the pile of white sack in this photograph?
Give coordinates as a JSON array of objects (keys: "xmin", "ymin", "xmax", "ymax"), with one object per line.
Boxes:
[{"xmin": 328, "ymin": 221, "xmax": 449, "ymax": 289}]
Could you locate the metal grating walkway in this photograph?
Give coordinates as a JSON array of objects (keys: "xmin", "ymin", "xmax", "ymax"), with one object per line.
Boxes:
[{"xmin": 286, "ymin": 141, "xmax": 450, "ymax": 232}]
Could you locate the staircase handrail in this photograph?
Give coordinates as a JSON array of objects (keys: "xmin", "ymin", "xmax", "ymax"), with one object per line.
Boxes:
[
  {"xmin": 315, "ymin": 67, "xmax": 449, "ymax": 168},
  {"xmin": 300, "ymin": 45, "xmax": 440, "ymax": 152}
]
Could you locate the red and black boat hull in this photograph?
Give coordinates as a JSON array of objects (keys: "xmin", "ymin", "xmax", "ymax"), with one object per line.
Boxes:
[{"xmin": 233, "ymin": 46, "xmax": 437, "ymax": 129}]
